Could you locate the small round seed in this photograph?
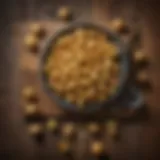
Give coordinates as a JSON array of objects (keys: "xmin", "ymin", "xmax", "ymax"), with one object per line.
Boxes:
[
  {"xmin": 22, "ymin": 86, "xmax": 37, "ymax": 102},
  {"xmin": 88, "ymin": 123, "xmax": 100, "ymax": 134},
  {"xmin": 90, "ymin": 141, "xmax": 104, "ymax": 155},
  {"xmin": 28, "ymin": 123, "xmax": 44, "ymax": 136},
  {"xmin": 46, "ymin": 119, "xmax": 58, "ymax": 132},
  {"xmin": 134, "ymin": 51, "xmax": 147, "ymax": 62},
  {"xmin": 57, "ymin": 7, "xmax": 72, "ymax": 21},
  {"xmin": 111, "ymin": 18, "xmax": 128, "ymax": 33},
  {"xmin": 61, "ymin": 123, "xmax": 75, "ymax": 137},
  {"xmin": 24, "ymin": 104, "xmax": 37, "ymax": 116},
  {"xmin": 24, "ymin": 35, "xmax": 39, "ymax": 52},
  {"xmin": 30, "ymin": 23, "xmax": 45, "ymax": 37}
]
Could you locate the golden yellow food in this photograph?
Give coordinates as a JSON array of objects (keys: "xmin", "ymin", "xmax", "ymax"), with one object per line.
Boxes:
[
  {"xmin": 30, "ymin": 23, "xmax": 45, "ymax": 37},
  {"xmin": 88, "ymin": 123, "xmax": 100, "ymax": 134},
  {"xmin": 45, "ymin": 28, "xmax": 120, "ymax": 107},
  {"xmin": 61, "ymin": 123, "xmax": 75, "ymax": 137},
  {"xmin": 46, "ymin": 119, "xmax": 58, "ymax": 132},
  {"xmin": 57, "ymin": 6, "xmax": 72, "ymax": 20},
  {"xmin": 25, "ymin": 104, "xmax": 37, "ymax": 116},
  {"xmin": 28, "ymin": 123, "xmax": 43, "ymax": 136},
  {"xmin": 22, "ymin": 86, "xmax": 37, "ymax": 102},
  {"xmin": 90, "ymin": 141, "xmax": 104, "ymax": 155},
  {"xmin": 24, "ymin": 35, "xmax": 39, "ymax": 52},
  {"xmin": 111, "ymin": 18, "xmax": 128, "ymax": 33}
]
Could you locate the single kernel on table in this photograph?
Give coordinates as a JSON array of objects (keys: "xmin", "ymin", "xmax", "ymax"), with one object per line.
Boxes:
[
  {"xmin": 57, "ymin": 7, "xmax": 72, "ymax": 20},
  {"xmin": 24, "ymin": 104, "xmax": 37, "ymax": 116},
  {"xmin": 62, "ymin": 123, "xmax": 75, "ymax": 137},
  {"xmin": 46, "ymin": 119, "xmax": 58, "ymax": 132},
  {"xmin": 88, "ymin": 123, "xmax": 100, "ymax": 134},
  {"xmin": 22, "ymin": 86, "xmax": 37, "ymax": 102},
  {"xmin": 28, "ymin": 123, "xmax": 44, "ymax": 136},
  {"xmin": 30, "ymin": 23, "xmax": 45, "ymax": 37},
  {"xmin": 111, "ymin": 18, "xmax": 128, "ymax": 33},
  {"xmin": 24, "ymin": 35, "xmax": 39, "ymax": 52},
  {"xmin": 58, "ymin": 140, "xmax": 71, "ymax": 153},
  {"xmin": 134, "ymin": 51, "xmax": 147, "ymax": 62},
  {"xmin": 90, "ymin": 141, "xmax": 104, "ymax": 155}
]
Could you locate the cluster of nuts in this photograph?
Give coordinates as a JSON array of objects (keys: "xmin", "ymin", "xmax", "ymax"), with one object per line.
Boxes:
[
  {"xmin": 45, "ymin": 28, "xmax": 120, "ymax": 107},
  {"xmin": 24, "ymin": 24, "xmax": 45, "ymax": 53}
]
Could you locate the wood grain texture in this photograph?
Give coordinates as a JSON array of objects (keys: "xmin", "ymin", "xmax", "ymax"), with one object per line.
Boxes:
[{"xmin": 0, "ymin": 0, "xmax": 160, "ymax": 160}]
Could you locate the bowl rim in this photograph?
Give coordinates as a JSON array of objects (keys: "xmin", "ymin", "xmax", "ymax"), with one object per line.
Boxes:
[{"xmin": 39, "ymin": 22, "xmax": 130, "ymax": 113}]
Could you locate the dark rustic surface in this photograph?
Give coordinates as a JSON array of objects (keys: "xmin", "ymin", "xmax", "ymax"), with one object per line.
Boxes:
[{"xmin": 0, "ymin": 0, "xmax": 160, "ymax": 160}]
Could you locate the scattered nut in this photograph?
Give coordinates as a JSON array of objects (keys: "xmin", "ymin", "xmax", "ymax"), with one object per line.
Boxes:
[
  {"xmin": 28, "ymin": 123, "xmax": 44, "ymax": 136},
  {"xmin": 111, "ymin": 18, "xmax": 128, "ymax": 34},
  {"xmin": 57, "ymin": 6, "xmax": 73, "ymax": 21},
  {"xmin": 61, "ymin": 123, "xmax": 75, "ymax": 137},
  {"xmin": 24, "ymin": 104, "xmax": 37, "ymax": 116},
  {"xmin": 24, "ymin": 35, "xmax": 39, "ymax": 52},
  {"xmin": 88, "ymin": 123, "xmax": 100, "ymax": 134},
  {"xmin": 134, "ymin": 51, "xmax": 147, "ymax": 64},
  {"xmin": 30, "ymin": 23, "xmax": 45, "ymax": 38},
  {"xmin": 22, "ymin": 86, "xmax": 38, "ymax": 102},
  {"xmin": 46, "ymin": 119, "xmax": 58, "ymax": 132},
  {"xmin": 90, "ymin": 141, "xmax": 104, "ymax": 155}
]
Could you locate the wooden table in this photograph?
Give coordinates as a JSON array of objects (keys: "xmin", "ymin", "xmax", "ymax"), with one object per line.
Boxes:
[{"xmin": 0, "ymin": 0, "xmax": 160, "ymax": 160}]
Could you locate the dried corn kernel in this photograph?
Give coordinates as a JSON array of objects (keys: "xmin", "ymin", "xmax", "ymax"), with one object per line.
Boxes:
[
  {"xmin": 90, "ymin": 141, "xmax": 104, "ymax": 155},
  {"xmin": 22, "ymin": 86, "xmax": 37, "ymax": 102},
  {"xmin": 28, "ymin": 123, "xmax": 43, "ymax": 136},
  {"xmin": 25, "ymin": 104, "xmax": 37, "ymax": 115},
  {"xmin": 57, "ymin": 7, "xmax": 72, "ymax": 21},
  {"xmin": 30, "ymin": 23, "xmax": 45, "ymax": 37},
  {"xmin": 111, "ymin": 18, "xmax": 128, "ymax": 33},
  {"xmin": 46, "ymin": 119, "xmax": 58, "ymax": 132},
  {"xmin": 62, "ymin": 123, "xmax": 75, "ymax": 137},
  {"xmin": 24, "ymin": 35, "xmax": 38, "ymax": 52},
  {"xmin": 88, "ymin": 123, "xmax": 100, "ymax": 134}
]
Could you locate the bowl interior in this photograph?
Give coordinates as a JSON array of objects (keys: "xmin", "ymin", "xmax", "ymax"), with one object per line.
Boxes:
[{"xmin": 40, "ymin": 22, "xmax": 129, "ymax": 113}]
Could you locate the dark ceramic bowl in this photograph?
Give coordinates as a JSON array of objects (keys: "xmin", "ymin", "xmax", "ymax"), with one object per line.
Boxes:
[{"xmin": 40, "ymin": 22, "xmax": 130, "ymax": 113}]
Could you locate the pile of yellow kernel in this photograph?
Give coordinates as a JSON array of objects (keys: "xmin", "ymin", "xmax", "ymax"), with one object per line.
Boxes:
[{"xmin": 45, "ymin": 28, "xmax": 120, "ymax": 107}]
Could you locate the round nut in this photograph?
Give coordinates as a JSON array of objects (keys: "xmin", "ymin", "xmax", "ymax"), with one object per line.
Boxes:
[
  {"xmin": 134, "ymin": 51, "xmax": 147, "ymax": 63},
  {"xmin": 57, "ymin": 7, "xmax": 72, "ymax": 21},
  {"xmin": 88, "ymin": 123, "xmax": 100, "ymax": 134},
  {"xmin": 28, "ymin": 123, "xmax": 43, "ymax": 136},
  {"xmin": 25, "ymin": 104, "xmax": 37, "ymax": 116},
  {"xmin": 30, "ymin": 23, "xmax": 45, "ymax": 37},
  {"xmin": 90, "ymin": 141, "xmax": 104, "ymax": 155},
  {"xmin": 24, "ymin": 35, "xmax": 39, "ymax": 52},
  {"xmin": 111, "ymin": 18, "xmax": 128, "ymax": 33},
  {"xmin": 62, "ymin": 123, "xmax": 75, "ymax": 137},
  {"xmin": 22, "ymin": 86, "xmax": 38, "ymax": 102},
  {"xmin": 46, "ymin": 119, "xmax": 58, "ymax": 132}
]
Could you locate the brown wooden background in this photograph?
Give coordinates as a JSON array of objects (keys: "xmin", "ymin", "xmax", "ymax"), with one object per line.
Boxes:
[{"xmin": 0, "ymin": 0, "xmax": 160, "ymax": 160}]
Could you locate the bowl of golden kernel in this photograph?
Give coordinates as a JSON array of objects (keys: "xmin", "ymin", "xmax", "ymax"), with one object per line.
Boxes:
[{"xmin": 40, "ymin": 22, "xmax": 129, "ymax": 113}]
